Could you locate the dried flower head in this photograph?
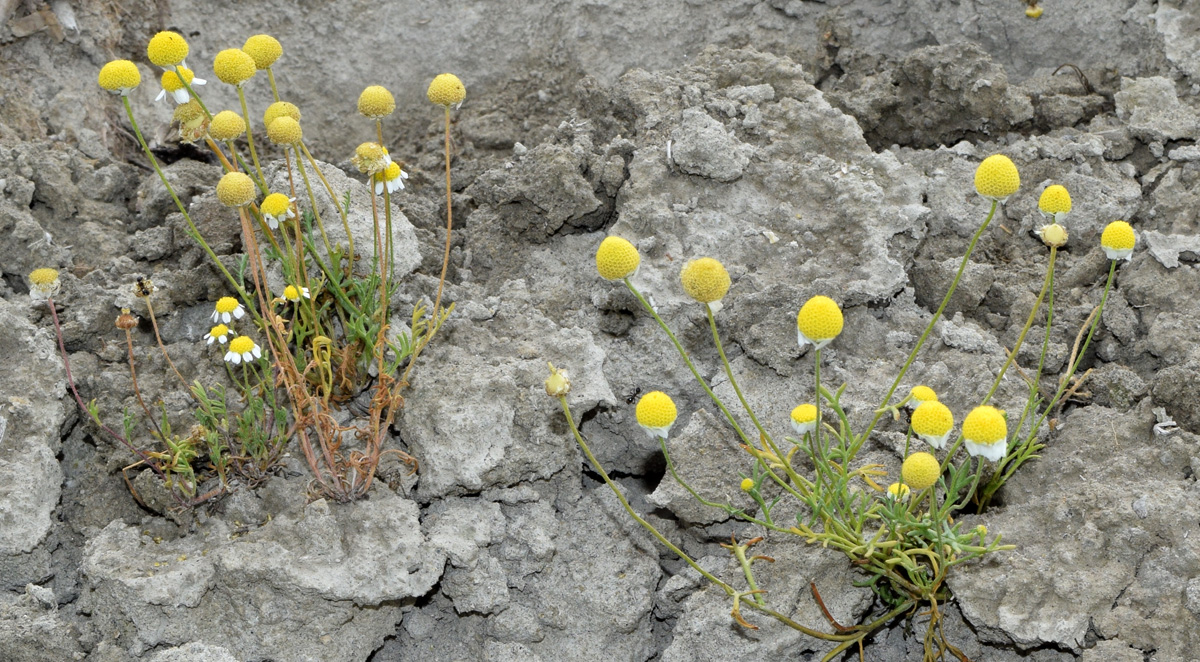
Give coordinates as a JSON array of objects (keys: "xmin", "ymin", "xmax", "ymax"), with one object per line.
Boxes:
[
  {"xmin": 267, "ymin": 116, "xmax": 302, "ymax": 145},
  {"xmin": 912, "ymin": 400, "xmax": 955, "ymax": 450},
  {"xmin": 1038, "ymin": 223, "xmax": 1068, "ymax": 248},
  {"xmin": 28, "ymin": 268, "xmax": 61, "ymax": 300},
  {"xmin": 1038, "ymin": 184, "xmax": 1071, "ymax": 222},
  {"xmin": 224, "ymin": 335, "xmax": 262, "ymax": 364},
  {"xmin": 790, "ymin": 403, "xmax": 817, "ymax": 436},
  {"xmin": 427, "ymin": 74, "xmax": 466, "ymax": 107},
  {"xmin": 134, "ymin": 277, "xmax": 156, "ymax": 298},
  {"xmin": 636, "ymin": 391, "xmax": 677, "ymax": 439},
  {"xmin": 208, "ymin": 110, "xmax": 246, "ymax": 142},
  {"xmin": 156, "ymin": 66, "xmax": 205, "ymax": 104},
  {"xmin": 352, "ymin": 142, "xmax": 391, "ymax": 175},
  {"xmin": 147, "ymin": 31, "xmax": 189, "ymax": 68},
  {"xmin": 544, "ymin": 362, "xmax": 571, "ymax": 397},
  {"xmin": 212, "ymin": 49, "xmax": 257, "ymax": 86},
  {"xmin": 212, "ymin": 297, "xmax": 246, "ymax": 323},
  {"xmin": 1025, "ymin": 5, "xmax": 1043, "ymax": 18},
  {"xmin": 263, "ymin": 101, "xmax": 301, "ymax": 129},
  {"xmin": 901, "ymin": 452, "xmax": 940, "ymax": 491},
  {"xmin": 260, "ymin": 193, "xmax": 295, "ymax": 229},
  {"xmin": 98, "ymin": 60, "xmax": 141, "ymax": 95},
  {"xmin": 174, "ymin": 101, "xmax": 208, "ymax": 144},
  {"xmin": 116, "ymin": 308, "xmax": 138, "ymax": 330},
  {"xmin": 373, "ymin": 161, "xmax": 408, "ymax": 195},
  {"xmin": 216, "ymin": 172, "xmax": 257, "ymax": 207},
  {"xmin": 974, "ymin": 154, "xmax": 1020, "ymax": 201},
  {"xmin": 242, "ymin": 34, "xmax": 282, "ymax": 69},
  {"xmin": 1101, "ymin": 220, "xmax": 1136, "ymax": 261},
  {"xmin": 679, "ymin": 257, "xmax": 731, "ymax": 305},
  {"xmin": 595, "ymin": 236, "xmax": 640, "ymax": 281},
  {"xmin": 962, "ymin": 406, "xmax": 1008, "ymax": 462},
  {"xmin": 358, "ymin": 85, "xmax": 395, "ymax": 119},
  {"xmin": 796, "ymin": 295, "xmax": 844, "ymax": 350}
]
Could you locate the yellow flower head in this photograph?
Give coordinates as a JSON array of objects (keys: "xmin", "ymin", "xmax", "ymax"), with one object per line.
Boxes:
[
  {"xmin": 208, "ymin": 110, "xmax": 246, "ymax": 142},
  {"xmin": 225, "ymin": 335, "xmax": 261, "ymax": 365},
  {"xmin": 28, "ymin": 268, "xmax": 61, "ymax": 300},
  {"xmin": 595, "ymin": 236, "xmax": 640, "ymax": 281},
  {"xmin": 98, "ymin": 60, "xmax": 141, "ymax": 95},
  {"xmin": 260, "ymin": 193, "xmax": 294, "ymax": 229},
  {"xmin": 352, "ymin": 142, "xmax": 390, "ymax": 175},
  {"xmin": 790, "ymin": 403, "xmax": 817, "ymax": 436},
  {"xmin": 267, "ymin": 116, "xmax": 302, "ymax": 145},
  {"xmin": 212, "ymin": 296, "xmax": 245, "ymax": 323},
  {"xmin": 216, "ymin": 172, "xmax": 256, "ymax": 208},
  {"xmin": 242, "ymin": 34, "xmax": 282, "ymax": 69},
  {"xmin": 886, "ymin": 482, "xmax": 910, "ymax": 500},
  {"xmin": 213, "ymin": 49, "xmax": 257, "ymax": 86},
  {"xmin": 901, "ymin": 452, "xmax": 940, "ymax": 491},
  {"xmin": 912, "ymin": 401, "xmax": 954, "ymax": 450},
  {"xmin": 908, "ymin": 385, "xmax": 937, "ymax": 409},
  {"xmin": 283, "ymin": 285, "xmax": 310, "ymax": 302},
  {"xmin": 796, "ymin": 295, "xmax": 844, "ymax": 350},
  {"xmin": 1038, "ymin": 223, "xmax": 1068, "ymax": 248},
  {"xmin": 739, "ymin": 478, "xmax": 755, "ymax": 492},
  {"xmin": 358, "ymin": 85, "xmax": 395, "ymax": 119},
  {"xmin": 263, "ymin": 101, "xmax": 301, "ymax": 129},
  {"xmin": 544, "ymin": 363, "xmax": 571, "ymax": 397},
  {"xmin": 427, "ymin": 73, "xmax": 466, "ymax": 107},
  {"xmin": 680, "ymin": 257, "xmax": 731, "ymax": 305},
  {"xmin": 204, "ymin": 324, "xmax": 231, "ymax": 345},
  {"xmin": 147, "ymin": 31, "xmax": 189, "ymax": 67},
  {"xmin": 974, "ymin": 154, "xmax": 1020, "ymax": 201},
  {"xmin": 156, "ymin": 66, "xmax": 205, "ymax": 104},
  {"xmin": 1101, "ymin": 220, "xmax": 1136, "ymax": 261},
  {"xmin": 1038, "ymin": 184, "xmax": 1071, "ymax": 221},
  {"xmin": 374, "ymin": 161, "xmax": 408, "ymax": 195},
  {"xmin": 636, "ymin": 391, "xmax": 678, "ymax": 439},
  {"xmin": 1026, "ymin": 5, "xmax": 1044, "ymax": 18},
  {"xmin": 962, "ymin": 405, "xmax": 1007, "ymax": 462}
]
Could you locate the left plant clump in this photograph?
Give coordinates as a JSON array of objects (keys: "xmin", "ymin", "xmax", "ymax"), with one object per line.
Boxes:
[{"xmin": 50, "ymin": 30, "xmax": 466, "ymax": 507}]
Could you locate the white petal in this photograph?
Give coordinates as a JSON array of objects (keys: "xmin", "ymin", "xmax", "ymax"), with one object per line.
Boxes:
[
  {"xmin": 251, "ymin": 346, "xmax": 262, "ymax": 359},
  {"xmin": 211, "ymin": 310, "xmax": 220, "ymax": 323},
  {"xmin": 301, "ymin": 288, "xmax": 310, "ymax": 298},
  {"xmin": 206, "ymin": 335, "xmax": 215, "ymax": 345},
  {"xmin": 225, "ymin": 351, "xmax": 240, "ymax": 364},
  {"xmin": 400, "ymin": 170, "xmax": 408, "ymax": 179},
  {"xmin": 241, "ymin": 351, "xmax": 253, "ymax": 362},
  {"xmin": 233, "ymin": 307, "xmax": 245, "ymax": 319},
  {"xmin": 172, "ymin": 88, "xmax": 190, "ymax": 104},
  {"xmin": 375, "ymin": 180, "xmax": 384, "ymax": 196},
  {"xmin": 155, "ymin": 89, "xmax": 168, "ymax": 102},
  {"xmin": 267, "ymin": 216, "xmax": 279, "ymax": 230},
  {"xmin": 221, "ymin": 312, "xmax": 231, "ymax": 323},
  {"xmin": 219, "ymin": 335, "xmax": 228, "ymax": 344},
  {"xmin": 192, "ymin": 77, "xmax": 206, "ymax": 86}
]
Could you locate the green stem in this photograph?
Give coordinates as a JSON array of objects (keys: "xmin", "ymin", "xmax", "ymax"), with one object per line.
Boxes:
[
  {"xmin": 860, "ymin": 200, "xmax": 998, "ymax": 445},
  {"xmin": 292, "ymin": 146, "xmax": 336, "ymax": 259},
  {"xmin": 173, "ymin": 65, "xmax": 211, "ymax": 118},
  {"xmin": 731, "ymin": 541, "xmax": 765, "ymax": 605},
  {"xmin": 237, "ymin": 86, "xmax": 266, "ymax": 186},
  {"xmin": 267, "ymin": 67, "xmax": 280, "ymax": 102},
  {"xmin": 300, "ymin": 140, "xmax": 354, "ymax": 262}
]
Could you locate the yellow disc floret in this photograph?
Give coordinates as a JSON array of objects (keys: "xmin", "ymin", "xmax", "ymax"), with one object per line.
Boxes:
[
  {"xmin": 208, "ymin": 111, "xmax": 246, "ymax": 141},
  {"xmin": 263, "ymin": 101, "xmax": 301, "ymax": 129},
  {"xmin": 910, "ymin": 385, "xmax": 937, "ymax": 405},
  {"xmin": 974, "ymin": 154, "xmax": 1020, "ymax": 201},
  {"xmin": 912, "ymin": 401, "xmax": 955, "ymax": 450},
  {"xmin": 267, "ymin": 116, "xmax": 302, "ymax": 145},
  {"xmin": 212, "ymin": 49, "xmax": 257, "ymax": 86},
  {"xmin": 98, "ymin": 60, "xmax": 141, "ymax": 94},
  {"xmin": 427, "ymin": 73, "xmax": 466, "ymax": 107},
  {"xmin": 1026, "ymin": 5, "xmax": 1044, "ymax": 18},
  {"xmin": 790, "ymin": 403, "xmax": 817, "ymax": 436},
  {"xmin": 28, "ymin": 268, "xmax": 60, "ymax": 286},
  {"xmin": 228, "ymin": 336, "xmax": 255, "ymax": 354},
  {"xmin": 358, "ymin": 85, "xmax": 396, "ymax": 119},
  {"xmin": 679, "ymin": 257, "xmax": 731, "ymax": 304},
  {"xmin": 242, "ymin": 34, "xmax": 282, "ymax": 69},
  {"xmin": 159, "ymin": 66, "xmax": 195, "ymax": 92},
  {"xmin": 147, "ymin": 31, "xmax": 189, "ymax": 67},
  {"xmin": 740, "ymin": 478, "xmax": 755, "ymax": 492},
  {"xmin": 595, "ymin": 236, "xmax": 641, "ymax": 281},
  {"xmin": 1101, "ymin": 220, "xmax": 1136, "ymax": 261},
  {"xmin": 886, "ymin": 482, "xmax": 910, "ymax": 500},
  {"xmin": 28, "ymin": 268, "xmax": 62, "ymax": 300},
  {"xmin": 216, "ymin": 172, "xmax": 256, "ymax": 207},
  {"xmin": 283, "ymin": 285, "xmax": 300, "ymax": 301},
  {"xmin": 261, "ymin": 193, "xmax": 291, "ymax": 218},
  {"xmin": 962, "ymin": 405, "xmax": 1008, "ymax": 462},
  {"xmin": 636, "ymin": 391, "xmax": 678, "ymax": 439},
  {"xmin": 901, "ymin": 452, "xmax": 941, "ymax": 491},
  {"xmin": 796, "ymin": 295, "xmax": 844, "ymax": 350},
  {"xmin": 1038, "ymin": 185, "xmax": 1071, "ymax": 219}
]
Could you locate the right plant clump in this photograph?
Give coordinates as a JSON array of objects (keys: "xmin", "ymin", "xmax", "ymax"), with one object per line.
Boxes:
[{"xmin": 550, "ymin": 154, "xmax": 1138, "ymax": 659}]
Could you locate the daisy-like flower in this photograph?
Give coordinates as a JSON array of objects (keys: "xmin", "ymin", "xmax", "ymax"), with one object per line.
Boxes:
[
  {"xmin": 208, "ymin": 111, "xmax": 246, "ymax": 142},
  {"xmin": 907, "ymin": 385, "xmax": 938, "ymax": 410},
  {"xmin": 224, "ymin": 335, "xmax": 262, "ymax": 365},
  {"xmin": 1038, "ymin": 184, "xmax": 1071, "ymax": 222},
  {"xmin": 796, "ymin": 295, "xmax": 844, "ymax": 350},
  {"xmin": 739, "ymin": 478, "xmax": 755, "ymax": 492},
  {"xmin": 427, "ymin": 73, "xmax": 466, "ymax": 109},
  {"xmin": 679, "ymin": 257, "xmax": 731, "ymax": 308},
  {"xmin": 212, "ymin": 48, "xmax": 257, "ymax": 87},
  {"xmin": 790, "ymin": 403, "xmax": 817, "ymax": 436},
  {"xmin": 98, "ymin": 60, "xmax": 141, "ymax": 96},
  {"xmin": 204, "ymin": 324, "xmax": 232, "ymax": 345},
  {"xmin": 260, "ymin": 193, "xmax": 295, "ymax": 230},
  {"xmin": 886, "ymin": 482, "xmax": 911, "ymax": 501},
  {"xmin": 156, "ymin": 66, "xmax": 206, "ymax": 104},
  {"xmin": 28, "ymin": 268, "xmax": 61, "ymax": 300},
  {"xmin": 211, "ymin": 296, "xmax": 245, "ymax": 323},
  {"xmin": 595, "ymin": 236, "xmax": 640, "ymax": 281},
  {"xmin": 901, "ymin": 452, "xmax": 941, "ymax": 491},
  {"xmin": 263, "ymin": 101, "xmax": 301, "ymax": 129},
  {"xmin": 911, "ymin": 400, "xmax": 955, "ymax": 450},
  {"xmin": 358, "ymin": 85, "xmax": 395, "ymax": 119},
  {"xmin": 283, "ymin": 285, "xmax": 310, "ymax": 302},
  {"xmin": 147, "ymin": 31, "xmax": 189, "ymax": 69},
  {"xmin": 216, "ymin": 172, "xmax": 257, "ymax": 208},
  {"xmin": 267, "ymin": 116, "xmax": 302, "ymax": 146},
  {"xmin": 974, "ymin": 154, "xmax": 1020, "ymax": 202},
  {"xmin": 962, "ymin": 406, "xmax": 1008, "ymax": 462},
  {"xmin": 636, "ymin": 391, "xmax": 678, "ymax": 440},
  {"xmin": 374, "ymin": 161, "xmax": 408, "ymax": 195},
  {"xmin": 1101, "ymin": 220, "xmax": 1136, "ymax": 261},
  {"xmin": 242, "ymin": 34, "xmax": 282, "ymax": 70},
  {"xmin": 352, "ymin": 142, "xmax": 392, "ymax": 176}
]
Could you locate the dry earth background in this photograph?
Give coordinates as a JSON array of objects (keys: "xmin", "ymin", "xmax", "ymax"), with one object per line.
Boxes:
[{"xmin": 2, "ymin": 0, "xmax": 1200, "ymax": 660}]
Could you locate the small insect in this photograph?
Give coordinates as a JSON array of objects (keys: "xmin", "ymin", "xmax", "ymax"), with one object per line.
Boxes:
[
  {"xmin": 134, "ymin": 276, "xmax": 156, "ymax": 298},
  {"xmin": 625, "ymin": 386, "xmax": 642, "ymax": 404}
]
